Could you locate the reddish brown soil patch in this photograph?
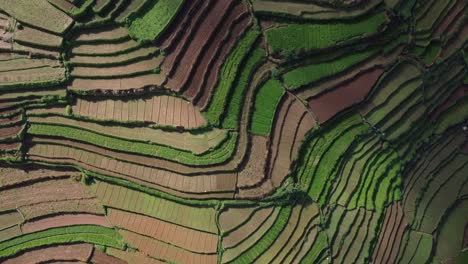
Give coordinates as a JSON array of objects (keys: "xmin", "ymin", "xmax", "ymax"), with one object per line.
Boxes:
[
  {"xmin": 21, "ymin": 213, "xmax": 111, "ymax": 233},
  {"xmin": 70, "ymin": 74, "xmax": 165, "ymax": 91},
  {"xmin": 0, "ymin": 112, "xmax": 21, "ymax": 124},
  {"xmin": 162, "ymin": 0, "xmax": 213, "ymax": 77},
  {"xmin": 183, "ymin": 3, "xmax": 249, "ymax": 101},
  {"xmin": 90, "ymin": 249, "xmax": 127, "ymax": 264},
  {"xmin": 196, "ymin": 16, "xmax": 250, "ymax": 109},
  {"xmin": 19, "ymin": 198, "xmax": 104, "ymax": 220},
  {"xmin": 0, "ymin": 168, "xmax": 79, "ymax": 189},
  {"xmin": 0, "ymin": 178, "xmax": 95, "ymax": 211},
  {"xmin": 430, "ymin": 85, "xmax": 467, "ymax": 121},
  {"xmin": 120, "ymin": 230, "xmax": 217, "ymax": 264},
  {"xmin": 157, "ymin": 0, "xmax": 203, "ymax": 49},
  {"xmin": 219, "ymin": 207, "xmax": 256, "ymax": 231},
  {"xmin": 434, "ymin": 0, "xmax": 467, "ymax": 37},
  {"xmin": 107, "ymin": 208, "xmax": 217, "ymax": 253},
  {"xmin": 222, "ymin": 207, "xmax": 273, "ymax": 248},
  {"xmin": 372, "ymin": 202, "xmax": 407, "ymax": 264},
  {"xmin": 2, "ymin": 243, "xmax": 93, "ymax": 264},
  {"xmin": 0, "ymin": 125, "xmax": 22, "ymax": 138},
  {"xmin": 0, "ymin": 142, "xmax": 20, "ymax": 151},
  {"xmin": 308, "ymin": 67, "xmax": 384, "ymax": 124},
  {"xmin": 165, "ymin": 0, "xmax": 234, "ymax": 92},
  {"xmin": 237, "ymin": 135, "xmax": 268, "ymax": 188},
  {"xmin": 269, "ymin": 95, "xmax": 315, "ymax": 186}
]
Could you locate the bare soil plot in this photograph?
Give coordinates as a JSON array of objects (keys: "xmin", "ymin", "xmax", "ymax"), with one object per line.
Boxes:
[
  {"xmin": 0, "ymin": 168, "xmax": 75, "ymax": 189},
  {"xmin": 165, "ymin": 0, "xmax": 235, "ymax": 92},
  {"xmin": 253, "ymin": 0, "xmax": 382, "ymax": 20},
  {"xmin": 161, "ymin": 0, "xmax": 213, "ymax": 77},
  {"xmin": 0, "ymin": 178, "xmax": 96, "ymax": 211},
  {"xmin": 107, "ymin": 208, "xmax": 218, "ymax": 253},
  {"xmin": 119, "ymin": 229, "xmax": 217, "ymax": 264},
  {"xmin": 18, "ymin": 198, "xmax": 105, "ymax": 220},
  {"xmin": 90, "ymin": 249, "xmax": 127, "ymax": 264},
  {"xmin": 70, "ymin": 47, "xmax": 157, "ymax": 66},
  {"xmin": 268, "ymin": 96, "xmax": 315, "ymax": 187},
  {"xmin": 106, "ymin": 248, "xmax": 164, "ymax": 264},
  {"xmin": 13, "ymin": 25, "xmax": 62, "ymax": 48},
  {"xmin": 0, "ymin": 67, "xmax": 65, "ymax": 88},
  {"xmin": 71, "ymin": 56, "xmax": 163, "ymax": 78},
  {"xmin": 195, "ymin": 15, "xmax": 251, "ymax": 109},
  {"xmin": 0, "ymin": 210, "xmax": 22, "ymax": 230},
  {"xmin": 430, "ymin": 84, "xmax": 467, "ymax": 120},
  {"xmin": 372, "ymin": 202, "xmax": 408, "ymax": 264},
  {"xmin": 222, "ymin": 207, "xmax": 274, "ymax": 248},
  {"xmin": 27, "ymin": 140, "xmax": 237, "ymax": 197},
  {"xmin": 2, "ymin": 244, "xmax": 93, "ymax": 264},
  {"xmin": 73, "ymin": 26, "xmax": 129, "ymax": 43},
  {"xmin": 182, "ymin": 3, "xmax": 250, "ymax": 102},
  {"xmin": 21, "ymin": 214, "xmax": 111, "ymax": 234},
  {"xmin": 219, "ymin": 206, "xmax": 257, "ymax": 232},
  {"xmin": 71, "ymin": 39, "xmax": 141, "ymax": 56},
  {"xmin": 237, "ymin": 135, "xmax": 268, "ymax": 188},
  {"xmin": 308, "ymin": 67, "xmax": 384, "ymax": 123},
  {"xmin": 69, "ymin": 74, "xmax": 165, "ymax": 91},
  {"xmin": 0, "ymin": 125, "xmax": 22, "ymax": 138},
  {"xmin": 73, "ymin": 95, "xmax": 206, "ymax": 128},
  {"xmin": 0, "ymin": 142, "xmax": 20, "ymax": 152}
]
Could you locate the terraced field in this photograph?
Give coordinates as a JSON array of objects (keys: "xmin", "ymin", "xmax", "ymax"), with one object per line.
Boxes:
[{"xmin": 0, "ymin": 0, "xmax": 467, "ymax": 263}]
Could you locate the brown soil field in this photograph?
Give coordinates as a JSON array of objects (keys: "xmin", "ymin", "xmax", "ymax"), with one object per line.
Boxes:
[
  {"xmin": 71, "ymin": 56, "xmax": 163, "ymax": 78},
  {"xmin": 73, "ymin": 26, "xmax": 129, "ymax": 43},
  {"xmin": 0, "ymin": 225, "xmax": 21, "ymax": 242},
  {"xmin": 71, "ymin": 39, "xmax": 140, "ymax": 56},
  {"xmin": 165, "ymin": 0, "xmax": 235, "ymax": 92},
  {"xmin": 195, "ymin": 15, "xmax": 251, "ymax": 109},
  {"xmin": 296, "ymin": 46, "xmax": 405, "ymax": 101},
  {"xmin": 440, "ymin": 23, "xmax": 468, "ymax": 59},
  {"xmin": 119, "ymin": 229, "xmax": 217, "ymax": 264},
  {"xmin": 0, "ymin": 178, "xmax": 95, "ymax": 211},
  {"xmin": 106, "ymin": 248, "xmax": 165, "ymax": 264},
  {"xmin": 161, "ymin": 0, "xmax": 213, "ymax": 78},
  {"xmin": 70, "ymin": 47, "xmax": 156, "ymax": 65},
  {"xmin": 372, "ymin": 202, "xmax": 408, "ymax": 264},
  {"xmin": 0, "ymin": 168, "xmax": 76, "ymax": 190},
  {"xmin": 107, "ymin": 208, "xmax": 217, "ymax": 253},
  {"xmin": 0, "ymin": 142, "xmax": 20, "ymax": 152},
  {"xmin": 269, "ymin": 95, "xmax": 315, "ymax": 186},
  {"xmin": 433, "ymin": 0, "xmax": 467, "ymax": 37},
  {"xmin": 222, "ymin": 207, "xmax": 274, "ymax": 248},
  {"xmin": 0, "ymin": 210, "xmax": 22, "ymax": 229},
  {"xmin": 89, "ymin": 249, "xmax": 128, "ymax": 264},
  {"xmin": 21, "ymin": 213, "xmax": 111, "ymax": 233},
  {"xmin": 156, "ymin": 0, "xmax": 202, "ymax": 49},
  {"xmin": 0, "ymin": 113, "xmax": 21, "ymax": 124},
  {"xmin": 182, "ymin": 3, "xmax": 248, "ymax": 100},
  {"xmin": 0, "ymin": 67, "xmax": 64, "ymax": 85},
  {"xmin": 2, "ymin": 243, "xmax": 94, "ymax": 264},
  {"xmin": 219, "ymin": 206, "xmax": 257, "ymax": 232},
  {"xmin": 308, "ymin": 67, "xmax": 384, "ymax": 123},
  {"xmin": 70, "ymin": 74, "xmax": 165, "ymax": 91},
  {"xmin": 18, "ymin": 198, "xmax": 105, "ymax": 220},
  {"xmin": 27, "ymin": 138, "xmax": 237, "ymax": 194},
  {"xmin": 13, "ymin": 25, "xmax": 62, "ymax": 48},
  {"xmin": 429, "ymin": 84, "xmax": 467, "ymax": 121},
  {"xmin": 237, "ymin": 135, "xmax": 268, "ymax": 188}
]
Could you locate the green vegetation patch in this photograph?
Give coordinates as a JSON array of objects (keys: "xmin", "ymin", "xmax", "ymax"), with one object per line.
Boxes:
[
  {"xmin": 0, "ymin": 225, "xmax": 124, "ymax": 258},
  {"xmin": 265, "ymin": 12, "xmax": 387, "ymax": 57},
  {"xmin": 250, "ymin": 79, "xmax": 285, "ymax": 136},
  {"xmin": 28, "ymin": 123, "xmax": 237, "ymax": 166},
  {"xmin": 205, "ymin": 27, "xmax": 260, "ymax": 127},
  {"xmin": 127, "ymin": 0, "xmax": 184, "ymax": 42},
  {"xmin": 222, "ymin": 48, "xmax": 266, "ymax": 129},
  {"xmin": 283, "ymin": 48, "xmax": 378, "ymax": 90}
]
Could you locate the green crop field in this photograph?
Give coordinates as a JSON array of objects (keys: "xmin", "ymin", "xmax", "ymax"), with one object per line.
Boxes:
[{"xmin": 0, "ymin": 0, "xmax": 466, "ymax": 263}]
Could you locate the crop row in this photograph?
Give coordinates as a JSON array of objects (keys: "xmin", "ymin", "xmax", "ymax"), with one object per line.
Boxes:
[
  {"xmin": 27, "ymin": 122, "xmax": 237, "ymax": 166},
  {"xmin": 204, "ymin": 27, "xmax": 260, "ymax": 127}
]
